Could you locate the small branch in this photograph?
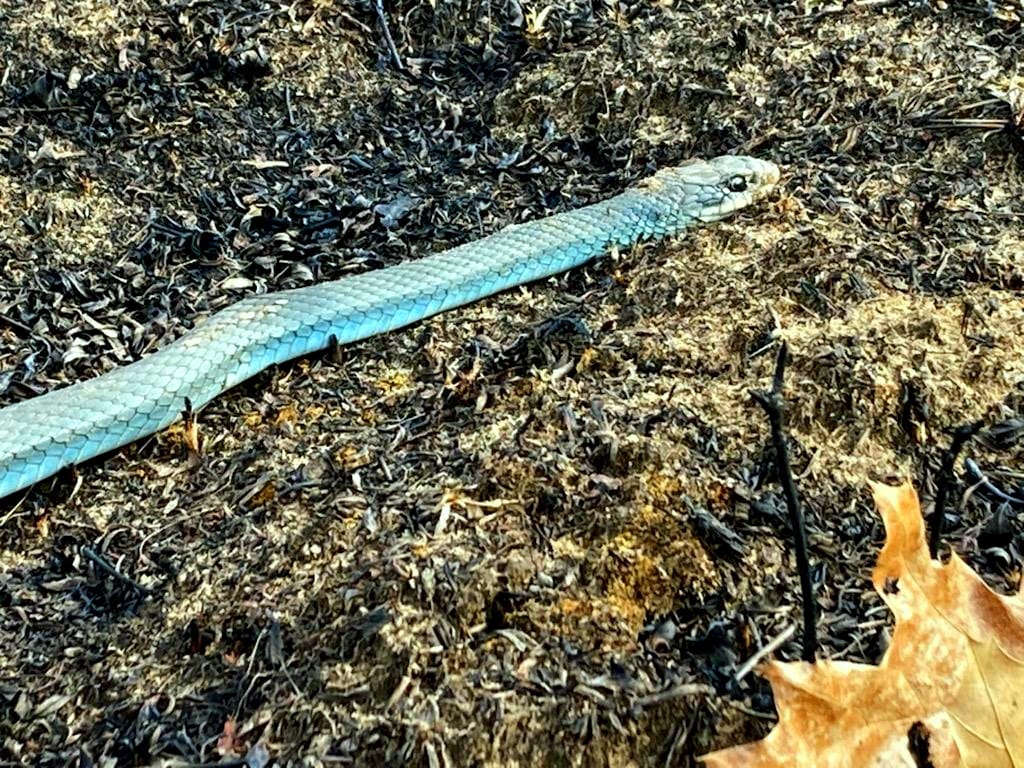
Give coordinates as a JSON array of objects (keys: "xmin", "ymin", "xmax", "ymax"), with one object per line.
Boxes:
[
  {"xmin": 750, "ymin": 343, "xmax": 817, "ymax": 663},
  {"xmin": 0, "ymin": 311, "xmax": 35, "ymax": 336},
  {"xmin": 373, "ymin": 0, "xmax": 405, "ymax": 72},
  {"xmin": 927, "ymin": 421, "xmax": 983, "ymax": 560},
  {"xmin": 631, "ymin": 683, "xmax": 715, "ymax": 709},
  {"xmin": 734, "ymin": 623, "xmax": 797, "ymax": 682},
  {"xmin": 81, "ymin": 546, "xmax": 149, "ymax": 596},
  {"xmin": 963, "ymin": 458, "xmax": 1024, "ymax": 508}
]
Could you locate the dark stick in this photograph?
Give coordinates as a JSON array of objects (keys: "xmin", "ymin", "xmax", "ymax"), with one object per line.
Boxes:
[
  {"xmin": 750, "ymin": 343, "xmax": 817, "ymax": 662},
  {"xmin": 373, "ymin": 0, "xmax": 405, "ymax": 72},
  {"xmin": 81, "ymin": 546, "xmax": 150, "ymax": 596},
  {"xmin": 0, "ymin": 311, "xmax": 35, "ymax": 336},
  {"xmin": 927, "ymin": 421, "xmax": 984, "ymax": 560}
]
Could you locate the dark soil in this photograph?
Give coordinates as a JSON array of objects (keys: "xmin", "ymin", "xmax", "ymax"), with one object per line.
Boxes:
[{"xmin": 1, "ymin": 0, "xmax": 1022, "ymax": 765}]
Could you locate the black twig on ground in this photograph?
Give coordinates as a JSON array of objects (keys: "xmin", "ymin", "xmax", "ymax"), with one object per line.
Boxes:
[
  {"xmin": 750, "ymin": 343, "xmax": 817, "ymax": 663},
  {"xmin": 373, "ymin": 0, "xmax": 405, "ymax": 72},
  {"xmin": 927, "ymin": 421, "xmax": 984, "ymax": 560},
  {"xmin": 81, "ymin": 546, "xmax": 149, "ymax": 597}
]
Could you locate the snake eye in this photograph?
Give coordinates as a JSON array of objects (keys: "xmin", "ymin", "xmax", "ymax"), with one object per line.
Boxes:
[{"xmin": 727, "ymin": 175, "xmax": 748, "ymax": 192}]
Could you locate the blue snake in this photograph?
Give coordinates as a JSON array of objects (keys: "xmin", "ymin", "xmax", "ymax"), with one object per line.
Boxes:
[{"xmin": 0, "ymin": 155, "xmax": 779, "ymax": 499}]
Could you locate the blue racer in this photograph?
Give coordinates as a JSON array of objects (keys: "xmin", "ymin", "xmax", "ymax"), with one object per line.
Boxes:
[{"xmin": 0, "ymin": 155, "xmax": 779, "ymax": 499}]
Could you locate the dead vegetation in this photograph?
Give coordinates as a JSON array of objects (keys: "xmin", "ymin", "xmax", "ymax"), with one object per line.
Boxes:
[{"xmin": 0, "ymin": 0, "xmax": 1022, "ymax": 765}]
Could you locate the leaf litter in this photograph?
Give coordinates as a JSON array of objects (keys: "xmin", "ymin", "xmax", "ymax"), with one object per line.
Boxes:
[
  {"xmin": 0, "ymin": 0, "xmax": 1022, "ymax": 765},
  {"xmin": 702, "ymin": 482, "xmax": 1024, "ymax": 767}
]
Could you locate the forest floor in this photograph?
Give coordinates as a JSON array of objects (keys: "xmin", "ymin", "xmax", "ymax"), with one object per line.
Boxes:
[{"xmin": 0, "ymin": 0, "xmax": 1022, "ymax": 765}]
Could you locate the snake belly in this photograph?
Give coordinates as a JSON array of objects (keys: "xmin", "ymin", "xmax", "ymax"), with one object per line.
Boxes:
[{"xmin": 0, "ymin": 156, "xmax": 779, "ymax": 499}]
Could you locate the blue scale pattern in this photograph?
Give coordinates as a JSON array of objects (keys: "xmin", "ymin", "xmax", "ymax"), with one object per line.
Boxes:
[{"xmin": 0, "ymin": 156, "xmax": 779, "ymax": 498}]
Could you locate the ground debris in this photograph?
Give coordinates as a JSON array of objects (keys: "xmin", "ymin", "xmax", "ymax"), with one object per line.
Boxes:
[{"xmin": 1, "ymin": 0, "xmax": 1022, "ymax": 765}]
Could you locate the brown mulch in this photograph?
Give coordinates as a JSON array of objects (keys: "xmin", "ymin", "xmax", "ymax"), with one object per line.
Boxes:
[{"xmin": 1, "ymin": 1, "xmax": 1022, "ymax": 765}]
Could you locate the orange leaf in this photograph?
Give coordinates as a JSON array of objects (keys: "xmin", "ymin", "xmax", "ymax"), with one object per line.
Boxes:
[
  {"xmin": 701, "ymin": 481, "xmax": 1024, "ymax": 767},
  {"xmin": 216, "ymin": 716, "xmax": 239, "ymax": 757}
]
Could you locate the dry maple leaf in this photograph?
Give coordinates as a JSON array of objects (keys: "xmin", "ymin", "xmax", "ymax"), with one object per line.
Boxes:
[
  {"xmin": 701, "ymin": 481, "xmax": 1024, "ymax": 768},
  {"xmin": 216, "ymin": 716, "xmax": 241, "ymax": 757}
]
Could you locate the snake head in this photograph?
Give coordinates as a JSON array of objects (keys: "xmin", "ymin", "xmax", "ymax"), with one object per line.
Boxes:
[{"xmin": 635, "ymin": 155, "xmax": 780, "ymax": 230}]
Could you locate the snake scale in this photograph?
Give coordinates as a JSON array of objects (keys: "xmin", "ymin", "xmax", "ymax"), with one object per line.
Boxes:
[{"xmin": 0, "ymin": 155, "xmax": 779, "ymax": 500}]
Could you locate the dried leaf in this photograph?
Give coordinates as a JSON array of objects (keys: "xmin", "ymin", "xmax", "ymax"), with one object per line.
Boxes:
[
  {"xmin": 701, "ymin": 481, "xmax": 1024, "ymax": 768},
  {"xmin": 216, "ymin": 716, "xmax": 239, "ymax": 756}
]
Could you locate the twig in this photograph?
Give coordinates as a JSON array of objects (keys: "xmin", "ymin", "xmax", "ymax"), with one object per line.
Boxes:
[
  {"xmin": 631, "ymin": 683, "xmax": 714, "ymax": 708},
  {"xmin": 81, "ymin": 546, "xmax": 149, "ymax": 596},
  {"xmin": 963, "ymin": 458, "xmax": 1024, "ymax": 508},
  {"xmin": 0, "ymin": 311, "xmax": 35, "ymax": 336},
  {"xmin": 373, "ymin": 0, "xmax": 404, "ymax": 72},
  {"xmin": 750, "ymin": 343, "xmax": 817, "ymax": 663},
  {"xmin": 734, "ymin": 623, "xmax": 797, "ymax": 682},
  {"xmin": 927, "ymin": 421, "xmax": 983, "ymax": 560}
]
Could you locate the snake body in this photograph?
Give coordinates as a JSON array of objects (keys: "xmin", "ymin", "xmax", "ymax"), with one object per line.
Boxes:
[{"xmin": 0, "ymin": 155, "xmax": 778, "ymax": 499}]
